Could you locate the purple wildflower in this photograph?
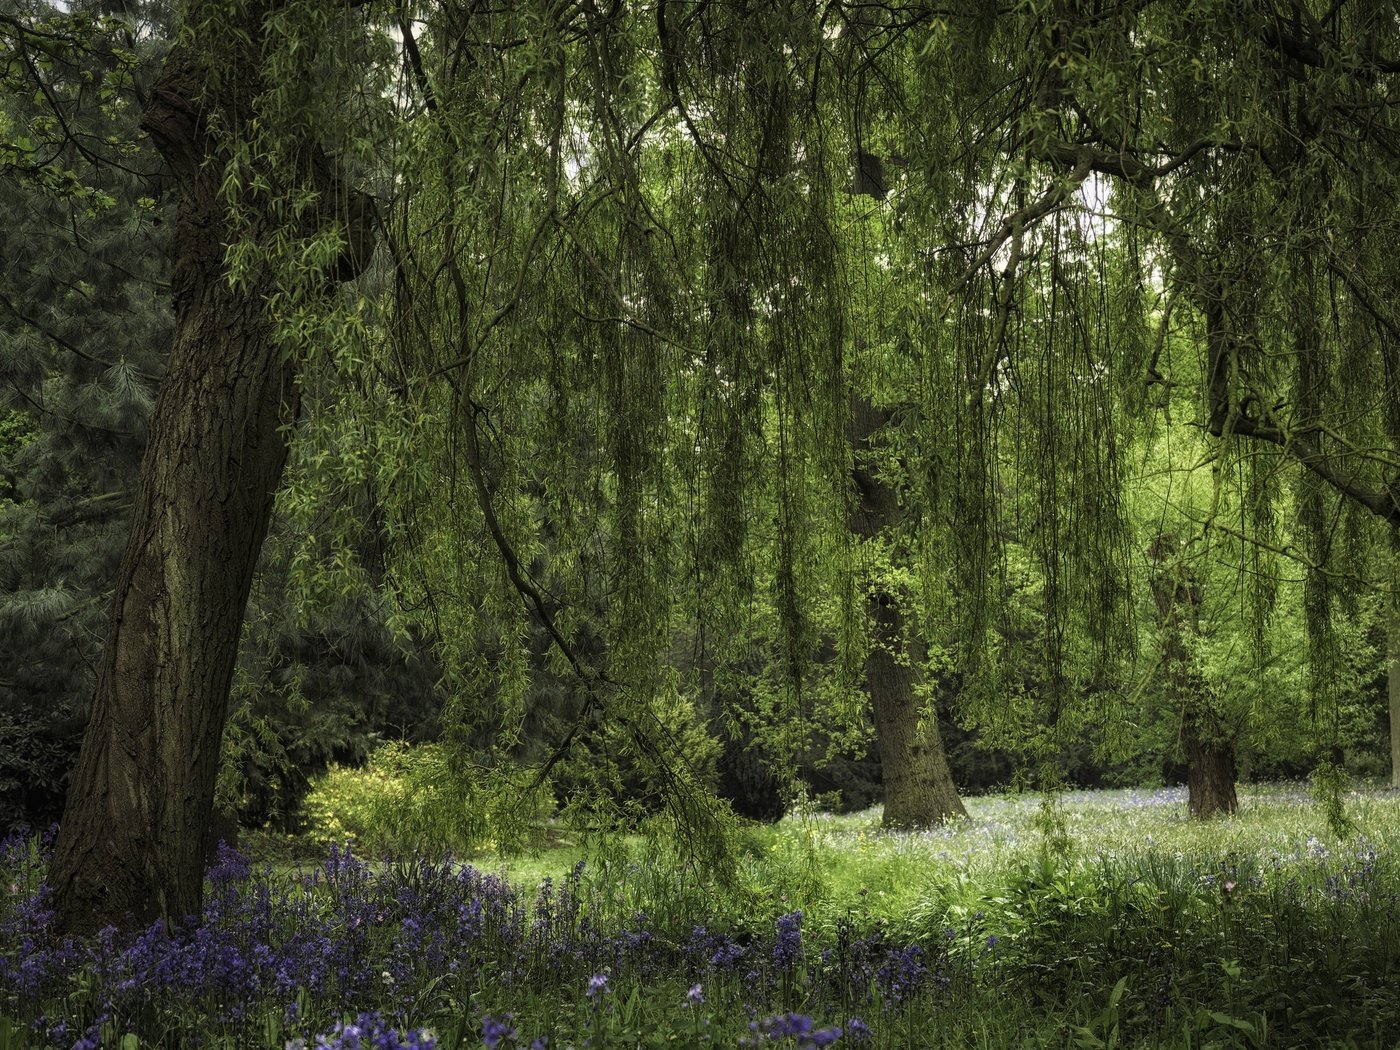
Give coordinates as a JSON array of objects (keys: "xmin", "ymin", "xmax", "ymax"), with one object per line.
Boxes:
[
  {"xmin": 586, "ymin": 971, "xmax": 610, "ymax": 1000},
  {"xmin": 762, "ymin": 1012, "xmax": 813, "ymax": 1038},
  {"xmin": 310, "ymin": 1010, "xmax": 437, "ymax": 1049},
  {"xmin": 875, "ymin": 944, "xmax": 926, "ymax": 1004},
  {"xmin": 481, "ymin": 1014, "xmax": 515, "ymax": 1049},
  {"xmin": 774, "ymin": 911, "xmax": 803, "ymax": 968}
]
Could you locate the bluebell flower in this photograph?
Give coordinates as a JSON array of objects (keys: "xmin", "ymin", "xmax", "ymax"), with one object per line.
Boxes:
[
  {"xmin": 712, "ymin": 939, "xmax": 745, "ymax": 970},
  {"xmin": 310, "ymin": 1011, "xmax": 437, "ymax": 1049},
  {"xmin": 586, "ymin": 971, "xmax": 610, "ymax": 1000},
  {"xmin": 206, "ymin": 841, "xmax": 252, "ymax": 886},
  {"xmin": 875, "ymin": 944, "xmax": 925, "ymax": 1004},
  {"xmin": 481, "ymin": 1013, "xmax": 515, "ymax": 1049},
  {"xmin": 762, "ymin": 1012, "xmax": 813, "ymax": 1038},
  {"xmin": 685, "ymin": 925, "xmax": 745, "ymax": 972},
  {"xmin": 773, "ymin": 911, "xmax": 803, "ymax": 968}
]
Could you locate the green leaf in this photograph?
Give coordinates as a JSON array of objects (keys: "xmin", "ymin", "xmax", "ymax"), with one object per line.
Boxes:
[{"xmin": 1207, "ymin": 1011, "xmax": 1255, "ymax": 1034}]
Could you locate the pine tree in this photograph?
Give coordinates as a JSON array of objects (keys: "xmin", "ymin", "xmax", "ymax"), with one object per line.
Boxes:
[{"xmin": 0, "ymin": 0, "xmax": 167, "ymax": 832}]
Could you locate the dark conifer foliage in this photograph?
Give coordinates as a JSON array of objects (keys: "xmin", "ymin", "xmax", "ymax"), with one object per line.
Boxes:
[
  {"xmin": 0, "ymin": 0, "xmax": 169, "ymax": 832},
  {"xmin": 0, "ymin": 1, "xmax": 438, "ymax": 838}
]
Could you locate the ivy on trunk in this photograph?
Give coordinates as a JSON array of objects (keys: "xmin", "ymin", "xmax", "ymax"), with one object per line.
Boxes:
[{"xmin": 849, "ymin": 396, "xmax": 965, "ymax": 829}]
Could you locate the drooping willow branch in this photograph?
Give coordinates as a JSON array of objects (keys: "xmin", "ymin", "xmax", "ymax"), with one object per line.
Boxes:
[
  {"xmin": 1035, "ymin": 136, "xmax": 1400, "ymax": 529},
  {"xmin": 457, "ymin": 392, "xmax": 612, "ymax": 790},
  {"xmin": 456, "ymin": 387, "xmax": 722, "ymax": 833}
]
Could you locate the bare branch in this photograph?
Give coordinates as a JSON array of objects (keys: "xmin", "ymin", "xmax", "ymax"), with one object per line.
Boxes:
[
  {"xmin": 946, "ymin": 149, "xmax": 1090, "ymax": 300},
  {"xmin": 1208, "ymin": 412, "xmax": 1400, "ymax": 527}
]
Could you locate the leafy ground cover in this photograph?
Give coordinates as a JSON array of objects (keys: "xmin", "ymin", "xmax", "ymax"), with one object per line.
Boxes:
[{"xmin": 3, "ymin": 784, "xmax": 1399, "ymax": 1048}]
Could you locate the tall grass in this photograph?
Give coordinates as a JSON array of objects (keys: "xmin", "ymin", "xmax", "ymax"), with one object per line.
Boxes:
[{"xmin": 3, "ymin": 783, "xmax": 1398, "ymax": 1047}]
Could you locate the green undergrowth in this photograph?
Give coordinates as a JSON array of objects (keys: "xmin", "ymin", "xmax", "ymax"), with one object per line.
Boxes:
[{"xmin": 214, "ymin": 780, "xmax": 1400, "ymax": 1045}]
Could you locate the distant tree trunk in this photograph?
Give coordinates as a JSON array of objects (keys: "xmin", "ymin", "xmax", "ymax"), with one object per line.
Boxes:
[
  {"xmin": 1183, "ymin": 714, "xmax": 1238, "ymax": 818},
  {"xmin": 1148, "ymin": 533, "xmax": 1237, "ymax": 820},
  {"xmin": 49, "ymin": 12, "xmax": 373, "ymax": 936},
  {"xmin": 849, "ymin": 397, "xmax": 966, "ymax": 829},
  {"xmin": 1390, "ymin": 599, "xmax": 1400, "ymax": 790}
]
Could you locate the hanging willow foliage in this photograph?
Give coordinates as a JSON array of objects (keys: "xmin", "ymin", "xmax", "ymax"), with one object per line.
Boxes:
[
  {"xmin": 271, "ymin": 0, "xmax": 1400, "ymax": 841},
  {"xmin": 356, "ymin": 1, "xmax": 1140, "ymax": 819}
]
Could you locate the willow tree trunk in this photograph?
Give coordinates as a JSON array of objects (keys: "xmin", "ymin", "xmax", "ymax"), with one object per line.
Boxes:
[
  {"xmin": 1184, "ymin": 714, "xmax": 1238, "ymax": 818},
  {"xmin": 849, "ymin": 397, "xmax": 966, "ymax": 829},
  {"xmin": 1148, "ymin": 533, "xmax": 1237, "ymax": 820},
  {"xmin": 1390, "ymin": 601, "xmax": 1400, "ymax": 790},
  {"xmin": 49, "ymin": 10, "xmax": 372, "ymax": 936}
]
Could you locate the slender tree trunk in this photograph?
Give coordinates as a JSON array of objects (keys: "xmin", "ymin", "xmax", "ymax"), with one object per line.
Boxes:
[
  {"xmin": 50, "ymin": 12, "xmax": 372, "ymax": 936},
  {"xmin": 849, "ymin": 397, "xmax": 966, "ymax": 829}
]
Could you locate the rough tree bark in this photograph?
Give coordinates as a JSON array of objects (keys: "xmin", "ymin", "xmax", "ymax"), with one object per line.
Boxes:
[
  {"xmin": 1147, "ymin": 533, "xmax": 1238, "ymax": 819},
  {"xmin": 1390, "ymin": 598, "xmax": 1400, "ymax": 790},
  {"xmin": 849, "ymin": 397, "xmax": 966, "ymax": 829},
  {"xmin": 1182, "ymin": 715, "xmax": 1238, "ymax": 819},
  {"xmin": 49, "ymin": 6, "xmax": 373, "ymax": 936}
]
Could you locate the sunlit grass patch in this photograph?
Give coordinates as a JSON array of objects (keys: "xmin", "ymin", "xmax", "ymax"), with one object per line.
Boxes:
[{"xmin": 709, "ymin": 783, "xmax": 1398, "ymax": 935}]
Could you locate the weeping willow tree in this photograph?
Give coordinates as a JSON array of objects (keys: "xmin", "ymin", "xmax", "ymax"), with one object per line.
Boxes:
[
  {"xmin": 34, "ymin": 0, "xmax": 1400, "ymax": 932},
  {"xmin": 364, "ymin": 0, "xmax": 1400, "ymax": 824},
  {"xmin": 40, "ymin": 0, "xmax": 388, "ymax": 934},
  {"xmin": 376, "ymin": 2, "xmax": 856, "ymax": 845},
  {"xmin": 1033, "ymin": 1, "xmax": 1400, "ymax": 806}
]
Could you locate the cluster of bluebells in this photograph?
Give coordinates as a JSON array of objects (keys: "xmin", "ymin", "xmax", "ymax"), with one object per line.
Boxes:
[
  {"xmin": 808, "ymin": 918, "xmax": 951, "ymax": 1011},
  {"xmin": 0, "ymin": 836, "xmax": 942, "ymax": 1046},
  {"xmin": 292, "ymin": 1011, "xmax": 437, "ymax": 1049},
  {"xmin": 3, "ymin": 822, "xmax": 1397, "ymax": 1046},
  {"xmin": 741, "ymin": 1012, "xmax": 844, "ymax": 1048},
  {"xmin": 772, "ymin": 912, "xmax": 803, "ymax": 968},
  {"xmin": 685, "ymin": 925, "xmax": 746, "ymax": 972}
]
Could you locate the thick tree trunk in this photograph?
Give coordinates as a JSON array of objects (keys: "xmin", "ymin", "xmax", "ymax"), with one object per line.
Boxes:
[
  {"xmin": 50, "ymin": 13, "xmax": 371, "ymax": 936},
  {"xmin": 849, "ymin": 397, "xmax": 966, "ymax": 829},
  {"xmin": 1148, "ymin": 533, "xmax": 1237, "ymax": 820},
  {"xmin": 866, "ymin": 590, "xmax": 966, "ymax": 827},
  {"xmin": 1184, "ymin": 715, "xmax": 1238, "ymax": 819}
]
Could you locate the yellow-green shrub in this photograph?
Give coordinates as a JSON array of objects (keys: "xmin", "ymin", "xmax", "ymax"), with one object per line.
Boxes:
[{"xmin": 302, "ymin": 741, "xmax": 507, "ymax": 854}]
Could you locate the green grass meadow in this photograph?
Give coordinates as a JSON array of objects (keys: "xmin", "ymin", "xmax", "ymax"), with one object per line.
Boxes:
[{"xmin": 266, "ymin": 779, "xmax": 1400, "ymax": 1047}]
